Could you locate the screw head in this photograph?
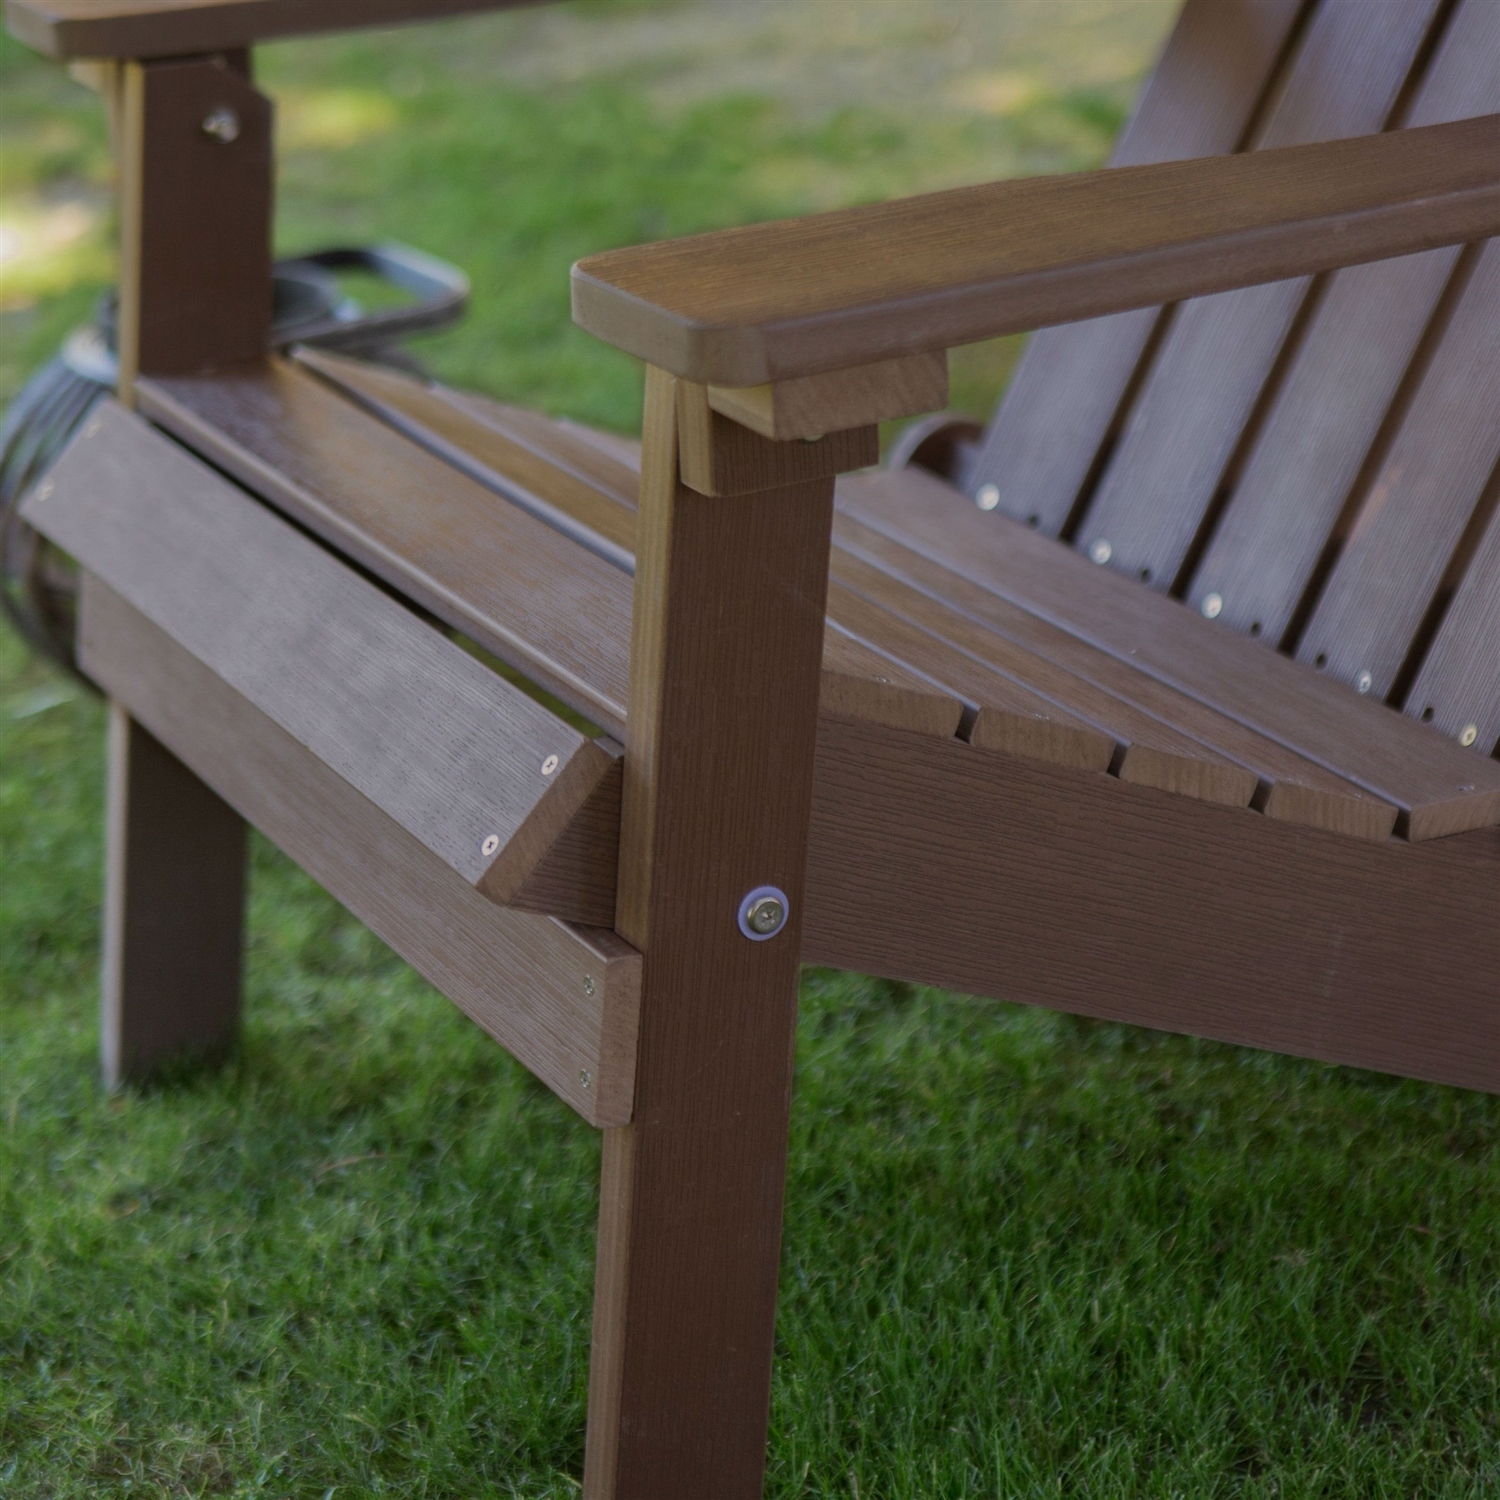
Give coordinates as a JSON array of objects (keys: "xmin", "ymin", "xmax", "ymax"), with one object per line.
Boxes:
[
  {"xmin": 1201, "ymin": 592, "xmax": 1224, "ymax": 620},
  {"xmin": 975, "ymin": 483, "xmax": 1001, "ymax": 512},
  {"xmin": 481, "ymin": 834, "xmax": 500, "ymax": 857},
  {"xmin": 1459, "ymin": 724, "xmax": 1480, "ymax": 748},
  {"xmin": 582, "ymin": 974, "xmax": 595, "ymax": 997},
  {"xmin": 35, "ymin": 480, "xmax": 53, "ymax": 502},
  {"xmin": 541, "ymin": 754, "xmax": 560, "ymax": 776},
  {"xmin": 202, "ymin": 107, "xmax": 241, "ymax": 143},
  {"xmin": 738, "ymin": 886, "xmax": 789, "ymax": 941},
  {"xmin": 1355, "ymin": 670, "xmax": 1374, "ymax": 696},
  {"xmin": 1088, "ymin": 539, "xmax": 1113, "ymax": 566},
  {"xmin": 579, "ymin": 1069, "xmax": 592, "ymax": 1090}
]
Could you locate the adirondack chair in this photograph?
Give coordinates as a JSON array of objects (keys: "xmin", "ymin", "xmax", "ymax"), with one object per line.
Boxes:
[{"xmin": 8, "ymin": 0, "xmax": 1500, "ymax": 1493}]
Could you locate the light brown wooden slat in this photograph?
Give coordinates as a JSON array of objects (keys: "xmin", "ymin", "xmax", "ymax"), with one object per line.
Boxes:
[
  {"xmin": 143, "ymin": 358, "xmax": 966, "ymax": 745},
  {"xmin": 4, "ymin": 0, "xmax": 527, "ymax": 59},
  {"xmin": 295, "ymin": 346, "xmax": 637, "ymax": 570},
  {"xmin": 79, "ymin": 574, "xmax": 640, "ymax": 1128},
  {"xmin": 827, "ymin": 524, "xmax": 1398, "ymax": 834},
  {"xmin": 829, "ymin": 555, "xmax": 1258, "ymax": 807},
  {"xmin": 805, "ymin": 715, "xmax": 1500, "ymax": 1095},
  {"xmin": 836, "ymin": 465, "xmax": 1500, "ymax": 840},
  {"xmin": 825, "ymin": 582, "xmax": 1116, "ymax": 774},
  {"xmin": 24, "ymin": 402, "xmax": 616, "ymax": 900},
  {"xmin": 1404, "ymin": 474, "xmax": 1500, "ymax": 757},
  {"xmin": 297, "ymin": 349, "xmax": 964, "ymax": 741},
  {"xmin": 1295, "ymin": 240, "xmax": 1500, "ymax": 698},
  {"xmin": 137, "ymin": 361, "xmax": 637, "ymax": 736},
  {"xmin": 1073, "ymin": 0, "xmax": 1446, "ymax": 593},
  {"xmin": 967, "ymin": 0, "xmax": 1310, "ymax": 530},
  {"xmin": 571, "ymin": 115, "xmax": 1500, "ymax": 389},
  {"xmin": 817, "ymin": 624, "xmax": 965, "ymax": 740},
  {"xmin": 309, "ymin": 347, "xmax": 1398, "ymax": 832},
  {"xmin": 1188, "ymin": 0, "xmax": 1500, "ymax": 642}
]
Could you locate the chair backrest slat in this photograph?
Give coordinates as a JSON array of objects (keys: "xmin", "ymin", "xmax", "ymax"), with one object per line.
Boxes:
[
  {"xmin": 1405, "ymin": 470, "xmax": 1500, "ymax": 757},
  {"xmin": 962, "ymin": 0, "xmax": 1308, "ymax": 531},
  {"xmin": 1186, "ymin": 0, "xmax": 1500, "ymax": 647},
  {"xmin": 1068, "ymin": 0, "xmax": 1447, "ymax": 593},
  {"xmin": 1291, "ymin": 240, "xmax": 1500, "ymax": 700}
]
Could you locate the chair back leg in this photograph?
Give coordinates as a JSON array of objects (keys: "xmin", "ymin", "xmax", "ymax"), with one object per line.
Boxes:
[{"xmin": 103, "ymin": 704, "xmax": 246, "ymax": 1086}]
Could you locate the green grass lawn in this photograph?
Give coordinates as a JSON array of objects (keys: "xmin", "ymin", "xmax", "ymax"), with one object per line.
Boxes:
[{"xmin": 3, "ymin": 3, "xmax": 1499, "ymax": 1494}]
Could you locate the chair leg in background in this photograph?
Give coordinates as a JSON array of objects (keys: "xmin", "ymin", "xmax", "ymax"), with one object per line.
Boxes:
[{"xmin": 102, "ymin": 701, "xmax": 247, "ymax": 1087}]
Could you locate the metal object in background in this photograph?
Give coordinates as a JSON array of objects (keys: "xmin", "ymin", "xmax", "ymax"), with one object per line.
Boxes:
[{"xmin": 0, "ymin": 243, "xmax": 469, "ymax": 678}]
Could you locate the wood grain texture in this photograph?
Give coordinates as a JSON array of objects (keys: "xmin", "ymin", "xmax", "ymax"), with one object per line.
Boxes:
[
  {"xmin": 829, "ymin": 553, "xmax": 1259, "ymax": 807},
  {"xmin": 25, "ymin": 402, "xmax": 615, "ymax": 900},
  {"xmin": 504, "ymin": 746, "xmax": 622, "ymax": 928},
  {"xmin": 831, "ymin": 512, "xmax": 1397, "ymax": 839},
  {"xmin": 676, "ymin": 381, "xmax": 876, "ymax": 496},
  {"xmin": 803, "ymin": 714, "xmax": 1500, "ymax": 1095},
  {"xmin": 291, "ymin": 348, "xmax": 965, "ymax": 740},
  {"xmin": 1404, "ymin": 472, "xmax": 1500, "ymax": 758},
  {"xmin": 117, "ymin": 56, "xmax": 271, "ymax": 393},
  {"xmin": 294, "ymin": 346, "xmax": 638, "ymax": 573},
  {"xmin": 295, "ymin": 348, "xmax": 1393, "ymax": 825},
  {"xmin": 81, "ymin": 576, "xmax": 640, "ymax": 1128},
  {"xmin": 136, "ymin": 360, "xmax": 639, "ymax": 737},
  {"xmin": 571, "ymin": 113, "xmax": 1500, "ymax": 388},
  {"xmin": 837, "ymin": 466, "xmax": 1500, "ymax": 840},
  {"xmin": 969, "ymin": 0, "xmax": 1309, "ymax": 529},
  {"xmin": 1074, "ymin": 0, "xmax": 1446, "ymax": 594},
  {"xmin": 827, "ymin": 580, "xmax": 1116, "ymax": 774},
  {"xmin": 585, "ymin": 367, "xmax": 833, "ymax": 1496},
  {"xmin": 101, "ymin": 702, "xmax": 246, "ymax": 1087},
  {"xmin": 1188, "ymin": 0, "xmax": 1500, "ymax": 642},
  {"xmin": 1295, "ymin": 239, "xmax": 1500, "ymax": 700},
  {"xmin": 4, "ymin": 0, "xmax": 538, "ymax": 59},
  {"xmin": 707, "ymin": 351, "xmax": 948, "ymax": 442}
]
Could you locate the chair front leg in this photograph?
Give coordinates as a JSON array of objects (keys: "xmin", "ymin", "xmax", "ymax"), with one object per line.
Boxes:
[{"xmin": 582, "ymin": 368, "xmax": 841, "ymax": 1498}]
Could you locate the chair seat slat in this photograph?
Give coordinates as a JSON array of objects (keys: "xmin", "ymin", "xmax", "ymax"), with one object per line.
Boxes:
[{"xmin": 838, "ymin": 464, "xmax": 1500, "ymax": 840}]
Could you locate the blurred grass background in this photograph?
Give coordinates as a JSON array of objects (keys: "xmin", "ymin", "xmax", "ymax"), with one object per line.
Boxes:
[{"xmin": 2, "ymin": 1, "xmax": 1498, "ymax": 1494}]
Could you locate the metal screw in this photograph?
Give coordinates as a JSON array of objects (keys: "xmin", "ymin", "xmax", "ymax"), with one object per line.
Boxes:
[
  {"xmin": 582, "ymin": 974, "xmax": 595, "ymax": 997},
  {"xmin": 541, "ymin": 754, "xmax": 560, "ymax": 776},
  {"xmin": 1201, "ymin": 592, "xmax": 1224, "ymax": 620},
  {"xmin": 202, "ymin": 107, "xmax": 241, "ymax": 143},
  {"xmin": 481, "ymin": 834, "xmax": 500, "ymax": 857},
  {"xmin": 738, "ymin": 885, "xmax": 789, "ymax": 941},
  {"xmin": 35, "ymin": 480, "xmax": 53, "ymax": 502},
  {"xmin": 975, "ymin": 483, "xmax": 1001, "ymax": 512},
  {"xmin": 579, "ymin": 1069, "xmax": 592, "ymax": 1090},
  {"xmin": 84, "ymin": 418, "xmax": 101, "ymax": 439},
  {"xmin": 1089, "ymin": 539, "xmax": 1113, "ymax": 566},
  {"xmin": 1459, "ymin": 724, "xmax": 1480, "ymax": 748},
  {"xmin": 1355, "ymin": 670, "xmax": 1374, "ymax": 696}
]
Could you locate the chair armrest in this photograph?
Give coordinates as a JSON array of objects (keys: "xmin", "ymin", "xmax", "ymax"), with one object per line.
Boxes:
[
  {"xmin": 3, "ymin": 0, "xmax": 546, "ymax": 59},
  {"xmin": 572, "ymin": 115, "xmax": 1500, "ymax": 389}
]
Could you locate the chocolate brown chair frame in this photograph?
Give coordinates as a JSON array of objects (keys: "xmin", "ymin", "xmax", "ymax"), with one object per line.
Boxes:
[{"xmin": 9, "ymin": 0, "xmax": 1500, "ymax": 1494}]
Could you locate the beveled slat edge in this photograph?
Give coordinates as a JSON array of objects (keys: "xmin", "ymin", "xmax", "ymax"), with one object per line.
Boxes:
[{"xmin": 79, "ymin": 573, "xmax": 640, "ymax": 1127}]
